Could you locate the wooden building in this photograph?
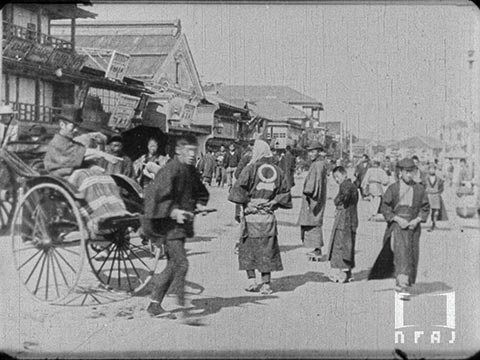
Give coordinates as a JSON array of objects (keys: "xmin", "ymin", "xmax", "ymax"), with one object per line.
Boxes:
[{"xmin": 2, "ymin": 3, "xmax": 149, "ymax": 138}]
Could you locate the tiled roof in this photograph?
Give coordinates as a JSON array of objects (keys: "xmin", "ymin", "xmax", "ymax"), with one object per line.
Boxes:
[
  {"xmin": 248, "ymin": 99, "xmax": 308, "ymax": 121},
  {"xmin": 217, "ymin": 85, "xmax": 322, "ymax": 106},
  {"xmin": 72, "ymin": 34, "xmax": 178, "ymax": 77}
]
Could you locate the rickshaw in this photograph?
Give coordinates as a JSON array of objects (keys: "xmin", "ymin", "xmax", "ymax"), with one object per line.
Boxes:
[{"xmin": 0, "ymin": 125, "xmax": 161, "ymax": 304}]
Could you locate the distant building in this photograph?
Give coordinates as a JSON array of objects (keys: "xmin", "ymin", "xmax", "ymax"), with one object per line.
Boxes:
[
  {"xmin": 386, "ymin": 136, "xmax": 444, "ymax": 161},
  {"xmin": 215, "ymin": 84, "xmax": 323, "ymax": 149}
]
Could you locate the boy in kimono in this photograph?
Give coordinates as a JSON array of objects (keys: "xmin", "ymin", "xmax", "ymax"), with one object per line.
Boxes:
[{"xmin": 328, "ymin": 166, "xmax": 359, "ymax": 283}]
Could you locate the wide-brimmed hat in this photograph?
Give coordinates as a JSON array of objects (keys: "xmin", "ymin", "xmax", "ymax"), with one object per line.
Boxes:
[
  {"xmin": 0, "ymin": 104, "xmax": 17, "ymax": 115},
  {"xmin": 306, "ymin": 141, "xmax": 325, "ymax": 152},
  {"xmin": 397, "ymin": 158, "xmax": 417, "ymax": 170},
  {"xmin": 55, "ymin": 104, "xmax": 83, "ymax": 126}
]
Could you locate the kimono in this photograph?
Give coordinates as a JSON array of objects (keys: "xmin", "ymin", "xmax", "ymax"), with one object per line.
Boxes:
[
  {"xmin": 297, "ymin": 157, "xmax": 328, "ymax": 249},
  {"xmin": 197, "ymin": 153, "xmax": 217, "ymax": 184},
  {"xmin": 328, "ymin": 179, "xmax": 358, "ymax": 270},
  {"xmin": 368, "ymin": 180, "xmax": 430, "ymax": 287},
  {"xmin": 425, "ymin": 175, "xmax": 448, "ymax": 220},
  {"xmin": 97, "ymin": 153, "xmax": 134, "ymax": 178},
  {"xmin": 143, "ymin": 157, "xmax": 209, "ymax": 242},
  {"xmin": 228, "ymin": 157, "xmax": 292, "ymax": 272},
  {"xmin": 44, "ymin": 133, "xmax": 129, "ymax": 237},
  {"xmin": 279, "ymin": 150, "xmax": 296, "ymax": 189},
  {"xmin": 133, "ymin": 153, "xmax": 169, "ymax": 188}
]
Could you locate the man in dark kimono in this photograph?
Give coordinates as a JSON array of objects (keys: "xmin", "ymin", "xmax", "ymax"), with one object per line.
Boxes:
[
  {"xmin": 228, "ymin": 139, "xmax": 292, "ymax": 295},
  {"xmin": 368, "ymin": 158, "xmax": 430, "ymax": 298},
  {"xmin": 97, "ymin": 135, "xmax": 134, "ymax": 178},
  {"xmin": 297, "ymin": 141, "xmax": 328, "ymax": 260},
  {"xmin": 144, "ymin": 135, "xmax": 210, "ymax": 322},
  {"xmin": 328, "ymin": 166, "xmax": 358, "ymax": 283},
  {"xmin": 197, "ymin": 147, "xmax": 217, "ymax": 186},
  {"xmin": 279, "ymin": 145, "xmax": 296, "ymax": 189}
]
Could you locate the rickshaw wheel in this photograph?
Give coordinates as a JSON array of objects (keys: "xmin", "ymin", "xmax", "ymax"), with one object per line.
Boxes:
[
  {"xmin": 11, "ymin": 183, "xmax": 86, "ymax": 303},
  {"xmin": 0, "ymin": 161, "xmax": 17, "ymax": 232},
  {"xmin": 86, "ymin": 226, "xmax": 160, "ymax": 294}
]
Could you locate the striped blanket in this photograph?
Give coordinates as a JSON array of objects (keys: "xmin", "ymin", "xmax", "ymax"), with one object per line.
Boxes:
[{"xmin": 68, "ymin": 167, "xmax": 130, "ymax": 238}]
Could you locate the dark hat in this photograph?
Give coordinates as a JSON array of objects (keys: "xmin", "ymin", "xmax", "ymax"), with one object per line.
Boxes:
[
  {"xmin": 107, "ymin": 134, "xmax": 124, "ymax": 145},
  {"xmin": 56, "ymin": 104, "xmax": 83, "ymax": 126},
  {"xmin": 397, "ymin": 158, "xmax": 417, "ymax": 170},
  {"xmin": 306, "ymin": 141, "xmax": 324, "ymax": 151}
]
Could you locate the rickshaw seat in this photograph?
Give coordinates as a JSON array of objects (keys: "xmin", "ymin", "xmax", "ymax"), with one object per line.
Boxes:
[{"xmin": 98, "ymin": 214, "xmax": 141, "ymax": 231}]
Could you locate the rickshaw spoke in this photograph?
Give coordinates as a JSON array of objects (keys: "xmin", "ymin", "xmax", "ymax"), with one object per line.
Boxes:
[
  {"xmin": 56, "ymin": 246, "xmax": 80, "ymax": 256},
  {"xmin": 25, "ymin": 250, "xmax": 46, "ymax": 285},
  {"xmin": 121, "ymin": 246, "xmax": 133, "ymax": 291},
  {"xmin": 94, "ymin": 243, "xmax": 115, "ymax": 275},
  {"xmin": 52, "ymin": 248, "xmax": 77, "ymax": 274},
  {"xmin": 49, "ymin": 252, "xmax": 60, "ymax": 298},
  {"xmin": 125, "ymin": 251, "xmax": 142, "ymax": 280},
  {"xmin": 80, "ymin": 293, "xmax": 89, "ymax": 306},
  {"xmin": 64, "ymin": 293, "xmax": 83, "ymax": 306},
  {"xmin": 117, "ymin": 247, "xmax": 122, "ymax": 288},
  {"xmin": 17, "ymin": 248, "xmax": 43, "ymax": 270},
  {"xmin": 107, "ymin": 246, "xmax": 119, "ymax": 285},
  {"xmin": 33, "ymin": 252, "xmax": 48, "ymax": 295},
  {"xmin": 13, "ymin": 245, "xmax": 38, "ymax": 253},
  {"xmin": 89, "ymin": 292, "xmax": 101, "ymax": 304},
  {"xmin": 127, "ymin": 242, "xmax": 151, "ymax": 256},
  {"xmin": 125, "ymin": 243, "xmax": 151, "ymax": 270},
  {"xmin": 51, "ymin": 250, "xmax": 70, "ymax": 286},
  {"xmin": 44, "ymin": 250, "xmax": 51, "ymax": 300}
]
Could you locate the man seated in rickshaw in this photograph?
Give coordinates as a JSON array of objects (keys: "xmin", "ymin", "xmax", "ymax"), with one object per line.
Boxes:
[{"xmin": 43, "ymin": 104, "xmax": 132, "ymax": 240}]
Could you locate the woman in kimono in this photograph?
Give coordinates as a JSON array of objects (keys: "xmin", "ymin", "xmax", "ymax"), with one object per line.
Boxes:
[
  {"xmin": 133, "ymin": 138, "xmax": 170, "ymax": 189},
  {"xmin": 425, "ymin": 164, "xmax": 448, "ymax": 231},
  {"xmin": 228, "ymin": 139, "xmax": 292, "ymax": 295}
]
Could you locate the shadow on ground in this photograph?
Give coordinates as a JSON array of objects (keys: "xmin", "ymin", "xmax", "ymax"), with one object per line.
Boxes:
[
  {"xmin": 187, "ymin": 236, "xmax": 216, "ymax": 243},
  {"xmin": 190, "ymin": 295, "xmax": 276, "ymax": 318},
  {"xmin": 272, "ymin": 271, "xmax": 331, "ymax": 293},
  {"xmin": 279, "ymin": 244, "xmax": 303, "ymax": 252},
  {"xmin": 352, "ymin": 269, "xmax": 370, "ymax": 281},
  {"xmin": 373, "ymin": 281, "xmax": 452, "ymax": 298}
]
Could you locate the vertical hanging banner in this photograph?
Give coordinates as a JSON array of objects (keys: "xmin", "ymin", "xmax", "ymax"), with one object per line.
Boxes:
[
  {"xmin": 108, "ymin": 94, "xmax": 139, "ymax": 129},
  {"xmin": 105, "ymin": 50, "xmax": 130, "ymax": 81}
]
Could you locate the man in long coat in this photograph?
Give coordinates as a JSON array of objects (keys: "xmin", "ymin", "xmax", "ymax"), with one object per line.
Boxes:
[
  {"xmin": 279, "ymin": 145, "xmax": 296, "ymax": 189},
  {"xmin": 297, "ymin": 141, "xmax": 328, "ymax": 260},
  {"xmin": 228, "ymin": 139, "xmax": 292, "ymax": 295},
  {"xmin": 368, "ymin": 158, "xmax": 430, "ymax": 298},
  {"xmin": 328, "ymin": 166, "xmax": 359, "ymax": 283}
]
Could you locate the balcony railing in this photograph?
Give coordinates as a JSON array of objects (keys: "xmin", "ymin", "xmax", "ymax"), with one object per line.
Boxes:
[
  {"xmin": 11, "ymin": 102, "xmax": 61, "ymax": 123},
  {"xmin": 2, "ymin": 21, "xmax": 72, "ymax": 51}
]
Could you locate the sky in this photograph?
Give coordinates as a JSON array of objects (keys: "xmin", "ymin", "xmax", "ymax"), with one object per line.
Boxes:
[{"xmin": 79, "ymin": 1, "xmax": 480, "ymax": 141}]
